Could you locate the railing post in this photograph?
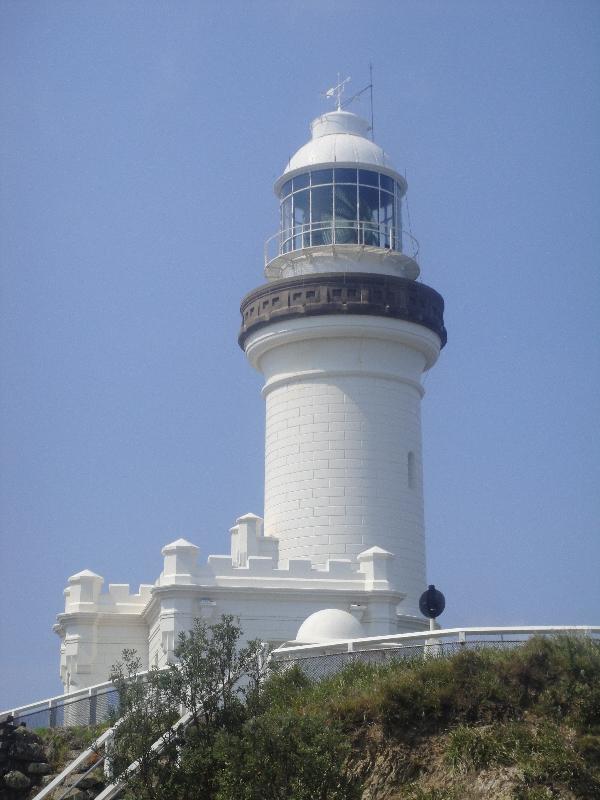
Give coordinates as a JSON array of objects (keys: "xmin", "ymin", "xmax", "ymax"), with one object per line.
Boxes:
[
  {"xmin": 89, "ymin": 687, "xmax": 97, "ymax": 726},
  {"xmin": 458, "ymin": 630, "xmax": 466, "ymax": 646},
  {"xmin": 49, "ymin": 699, "xmax": 57, "ymax": 729},
  {"xmin": 104, "ymin": 728, "xmax": 114, "ymax": 780}
]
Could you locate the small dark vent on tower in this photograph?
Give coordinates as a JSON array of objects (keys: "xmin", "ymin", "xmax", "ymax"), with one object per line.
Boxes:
[{"xmin": 408, "ymin": 451, "xmax": 416, "ymax": 489}]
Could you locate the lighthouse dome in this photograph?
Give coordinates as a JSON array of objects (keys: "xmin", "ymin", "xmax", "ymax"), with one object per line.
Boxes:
[
  {"xmin": 281, "ymin": 110, "xmax": 396, "ymax": 180},
  {"xmin": 295, "ymin": 608, "xmax": 365, "ymax": 644}
]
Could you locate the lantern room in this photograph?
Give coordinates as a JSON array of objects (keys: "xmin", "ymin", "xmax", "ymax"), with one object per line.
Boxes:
[{"xmin": 265, "ymin": 109, "xmax": 420, "ymax": 281}]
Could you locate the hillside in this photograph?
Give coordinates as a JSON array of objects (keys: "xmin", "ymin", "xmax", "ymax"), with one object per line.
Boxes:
[
  {"xmin": 105, "ymin": 633, "xmax": 600, "ymax": 800},
  {"xmin": 4, "ymin": 634, "xmax": 598, "ymax": 800},
  {"xmin": 304, "ymin": 636, "xmax": 600, "ymax": 799}
]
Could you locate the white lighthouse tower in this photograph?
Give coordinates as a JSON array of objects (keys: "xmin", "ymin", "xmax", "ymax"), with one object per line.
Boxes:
[
  {"xmin": 239, "ymin": 104, "xmax": 446, "ymax": 625},
  {"xmin": 54, "ymin": 97, "xmax": 447, "ymax": 693}
]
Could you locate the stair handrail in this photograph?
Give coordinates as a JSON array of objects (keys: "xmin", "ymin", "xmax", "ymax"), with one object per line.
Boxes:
[
  {"xmin": 94, "ymin": 708, "xmax": 192, "ymax": 800},
  {"xmin": 31, "ymin": 723, "xmax": 119, "ymax": 800},
  {"xmin": 0, "ymin": 670, "xmax": 153, "ymax": 722}
]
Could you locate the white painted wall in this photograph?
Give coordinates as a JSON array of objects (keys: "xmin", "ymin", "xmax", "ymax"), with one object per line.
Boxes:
[{"xmin": 245, "ymin": 315, "xmax": 441, "ymax": 616}]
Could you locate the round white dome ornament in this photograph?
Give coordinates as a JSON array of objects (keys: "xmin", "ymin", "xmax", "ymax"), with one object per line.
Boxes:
[{"xmin": 295, "ymin": 608, "xmax": 365, "ymax": 644}]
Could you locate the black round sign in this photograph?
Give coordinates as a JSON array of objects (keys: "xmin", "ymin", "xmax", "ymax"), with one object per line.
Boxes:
[{"xmin": 419, "ymin": 584, "xmax": 445, "ymax": 619}]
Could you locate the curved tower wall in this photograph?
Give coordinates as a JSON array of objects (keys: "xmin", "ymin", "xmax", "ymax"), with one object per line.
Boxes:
[{"xmin": 245, "ymin": 314, "xmax": 440, "ymax": 616}]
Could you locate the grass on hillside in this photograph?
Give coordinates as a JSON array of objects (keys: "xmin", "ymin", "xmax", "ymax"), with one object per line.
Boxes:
[{"xmin": 264, "ymin": 635, "xmax": 600, "ymax": 799}]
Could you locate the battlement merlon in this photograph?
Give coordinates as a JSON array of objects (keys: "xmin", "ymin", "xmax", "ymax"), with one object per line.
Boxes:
[{"xmin": 63, "ymin": 570, "xmax": 153, "ymax": 614}]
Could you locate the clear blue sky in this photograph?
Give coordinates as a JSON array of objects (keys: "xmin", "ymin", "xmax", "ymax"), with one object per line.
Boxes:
[{"xmin": 1, "ymin": 0, "xmax": 599, "ymax": 709}]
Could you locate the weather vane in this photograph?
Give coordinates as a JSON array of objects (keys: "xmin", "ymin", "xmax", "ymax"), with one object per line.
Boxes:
[
  {"xmin": 322, "ymin": 74, "xmax": 351, "ymax": 111},
  {"xmin": 320, "ymin": 67, "xmax": 375, "ymax": 140}
]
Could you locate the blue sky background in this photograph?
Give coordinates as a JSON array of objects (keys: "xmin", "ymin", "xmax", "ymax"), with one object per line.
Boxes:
[{"xmin": 1, "ymin": 0, "xmax": 599, "ymax": 709}]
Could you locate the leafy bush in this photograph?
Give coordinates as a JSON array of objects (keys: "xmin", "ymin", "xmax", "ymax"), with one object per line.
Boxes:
[{"xmin": 110, "ymin": 616, "xmax": 352, "ymax": 800}]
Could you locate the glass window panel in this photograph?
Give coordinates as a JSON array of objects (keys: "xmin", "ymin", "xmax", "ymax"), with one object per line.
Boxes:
[
  {"xmin": 334, "ymin": 184, "xmax": 357, "ymax": 220},
  {"xmin": 380, "ymin": 174, "xmax": 394, "ymax": 192},
  {"xmin": 334, "ymin": 184, "xmax": 358, "ymax": 244},
  {"xmin": 311, "ymin": 169, "xmax": 333, "ymax": 186},
  {"xmin": 293, "ymin": 172, "xmax": 309, "ymax": 191},
  {"xmin": 395, "ymin": 194, "xmax": 403, "ymax": 251},
  {"xmin": 310, "ymin": 185, "xmax": 333, "ymax": 245},
  {"xmin": 293, "ymin": 190, "xmax": 309, "ymax": 226},
  {"xmin": 293, "ymin": 189, "xmax": 310, "ymax": 249},
  {"xmin": 280, "ymin": 179, "xmax": 292, "ymax": 199},
  {"xmin": 334, "ymin": 168, "xmax": 357, "ymax": 184},
  {"xmin": 281, "ymin": 196, "xmax": 293, "ymax": 237},
  {"xmin": 359, "ymin": 169, "xmax": 379, "ymax": 187},
  {"xmin": 281, "ymin": 195, "xmax": 293, "ymax": 253},
  {"xmin": 359, "ymin": 186, "xmax": 380, "ymax": 246},
  {"xmin": 379, "ymin": 191, "xmax": 395, "ymax": 247}
]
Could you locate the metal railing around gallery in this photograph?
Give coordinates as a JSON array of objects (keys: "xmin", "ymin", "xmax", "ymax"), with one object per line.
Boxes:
[{"xmin": 264, "ymin": 221, "xmax": 420, "ymax": 268}]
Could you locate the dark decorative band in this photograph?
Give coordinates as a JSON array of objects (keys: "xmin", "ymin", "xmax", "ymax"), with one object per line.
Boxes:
[{"xmin": 238, "ymin": 273, "xmax": 447, "ymax": 349}]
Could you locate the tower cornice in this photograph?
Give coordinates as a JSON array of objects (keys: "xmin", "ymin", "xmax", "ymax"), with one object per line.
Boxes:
[{"xmin": 239, "ymin": 272, "xmax": 446, "ymax": 350}]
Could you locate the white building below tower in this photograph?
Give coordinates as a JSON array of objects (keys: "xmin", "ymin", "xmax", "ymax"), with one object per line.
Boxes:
[{"xmin": 54, "ymin": 102, "xmax": 446, "ymax": 693}]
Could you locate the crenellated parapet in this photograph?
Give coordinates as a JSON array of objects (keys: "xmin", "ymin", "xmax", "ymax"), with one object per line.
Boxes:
[
  {"xmin": 55, "ymin": 512, "xmax": 411, "ymax": 688},
  {"xmin": 154, "ymin": 515, "xmax": 396, "ymax": 592}
]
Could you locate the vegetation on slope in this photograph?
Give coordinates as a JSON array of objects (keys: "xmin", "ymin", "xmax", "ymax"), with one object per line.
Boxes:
[{"xmin": 108, "ymin": 620, "xmax": 600, "ymax": 800}]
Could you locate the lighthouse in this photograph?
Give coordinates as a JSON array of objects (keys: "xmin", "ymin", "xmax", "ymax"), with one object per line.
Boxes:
[
  {"xmin": 54, "ymin": 97, "xmax": 447, "ymax": 692},
  {"xmin": 239, "ymin": 105, "xmax": 446, "ymax": 624}
]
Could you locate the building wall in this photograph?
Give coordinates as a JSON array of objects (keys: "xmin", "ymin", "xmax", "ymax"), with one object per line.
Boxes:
[{"xmin": 247, "ymin": 315, "xmax": 441, "ymax": 616}]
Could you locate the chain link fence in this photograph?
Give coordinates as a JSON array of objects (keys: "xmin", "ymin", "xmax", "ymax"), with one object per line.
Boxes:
[
  {"xmin": 9, "ymin": 686, "xmax": 120, "ymax": 730},
  {"xmin": 273, "ymin": 639, "xmax": 526, "ymax": 681}
]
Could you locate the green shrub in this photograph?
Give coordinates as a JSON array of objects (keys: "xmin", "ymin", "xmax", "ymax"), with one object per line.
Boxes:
[{"xmin": 107, "ymin": 632, "xmax": 600, "ymax": 799}]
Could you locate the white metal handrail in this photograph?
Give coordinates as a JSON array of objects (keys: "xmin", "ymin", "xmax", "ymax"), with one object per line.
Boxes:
[
  {"xmin": 0, "ymin": 669, "xmax": 163, "ymax": 725},
  {"xmin": 271, "ymin": 625, "xmax": 600, "ymax": 659},
  {"xmin": 31, "ymin": 724, "xmax": 117, "ymax": 800},
  {"xmin": 264, "ymin": 222, "xmax": 419, "ymax": 267},
  {"xmin": 94, "ymin": 708, "xmax": 191, "ymax": 800}
]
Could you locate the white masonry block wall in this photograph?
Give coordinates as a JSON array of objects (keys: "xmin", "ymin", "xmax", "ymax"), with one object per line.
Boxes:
[{"xmin": 245, "ymin": 314, "xmax": 441, "ymax": 617}]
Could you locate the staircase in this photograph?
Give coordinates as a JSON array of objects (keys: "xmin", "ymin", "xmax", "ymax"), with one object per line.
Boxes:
[{"xmin": 0, "ymin": 716, "xmax": 107, "ymax": 799}]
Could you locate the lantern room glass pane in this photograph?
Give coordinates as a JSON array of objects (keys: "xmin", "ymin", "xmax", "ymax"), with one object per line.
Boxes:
[
  {"xmin": 311, "ymin": 185, "xmax": 333, "ymax": 245},
  {"xmin": 281, "ymin": 196, "xmax": 293, "ymax": 252},
  {"xmin": 334, "ymin": 184, "xmax": 358, "ymax": 244},
  {"xmin": 380, "ymin": 191, "xmax": 394, "ymax": 247},
  {"xmin": 380, "ymin": 174, "xmax": 394, "ymax": 192},
  {"xmin": 280, "ymin": 179, "xmax": 292, "ymax": 199},
  {"xmin": 396, "ymin": 193, "xmax": 403, "ymax": 251},
  {"xmin": 293, "ymin": 172, "xmax": 309, "ymax": 191},
  {"xmin": 359, "ymin": 186, "xmax": 380, "ymax": 246},
  {"xmin": 334, "ymin": 168, "xmax": 357, "ymax": 184},
  {"xmin": 311, "ymin": 169, "xmax": 333, "ymax": 186},
  {"xmin": 293, "ymin": 189, "xmax": 310, "ymax": 250},
  {"xmin": 359, "ymin": 169, "xmax": 378, "ymax": 187}
]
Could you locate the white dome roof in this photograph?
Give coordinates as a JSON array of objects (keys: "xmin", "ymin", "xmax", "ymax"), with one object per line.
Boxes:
[
  {"xmin": 295, "ymin": 608, "xmax": 365, "ymax": 644},
  {"xmin": 282, "ymin": 110, "xmax": 397, "ymax": 177}
]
